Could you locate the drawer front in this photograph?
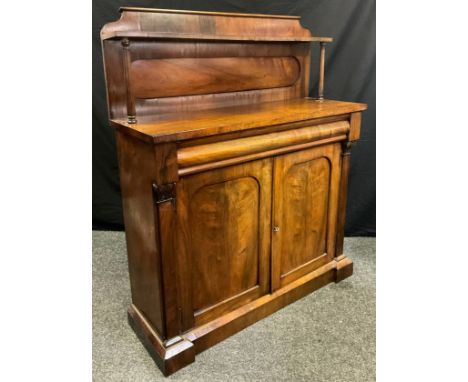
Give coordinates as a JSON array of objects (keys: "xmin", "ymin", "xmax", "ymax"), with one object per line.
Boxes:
[
  {"xmin": 176, "ymin": 158, "xmax": 273, "ymax": 329},
  {"xmin": 177, "ymin": 120, "xmax": 349, "ymax": 175},
  {"xmin": 271, "ymin": 143, "xmax": 342, "ymax": 290}
]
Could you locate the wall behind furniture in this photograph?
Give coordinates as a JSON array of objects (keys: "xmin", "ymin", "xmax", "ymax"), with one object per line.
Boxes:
[{"xmin": 92, "ymin": 0, "xmax": 375, "ymax": 236}]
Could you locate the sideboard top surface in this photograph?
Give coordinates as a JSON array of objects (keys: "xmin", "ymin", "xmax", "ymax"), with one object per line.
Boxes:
[{"xmin": 111, "ymin": 98, "xmax": 367, "ymax": 143}]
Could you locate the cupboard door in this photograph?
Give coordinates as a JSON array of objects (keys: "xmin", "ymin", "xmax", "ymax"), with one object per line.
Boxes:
[
  {"xmin": 271, "ymin": 143, "xmax": 342, "ymax": 291},
  {"xmin": 176, "ymin": 158, "xmax": 272, "ymax": 330}
]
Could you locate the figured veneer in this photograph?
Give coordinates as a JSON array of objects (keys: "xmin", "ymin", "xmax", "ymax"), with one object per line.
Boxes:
[
  {"xmin": 177, "ymin": 120, "xmax": 349, "ymax": 168},
  {"xmin": 110, "ymin": 99, "xmax": 365, "ymax": 143},
  {"xmin": 272, "ymin": 144, "xmax": 342, "ymax": 290},
  {"xmin": 101, "ymin": 6, "xmax": 367, "ymax": 376},
  {"xmin": 177, "ymin": 159, "xmax": 272, "ymax": 328},
  {"xmin": 130, "ymin": 57, "xmax": 300, "ymax": 99}
]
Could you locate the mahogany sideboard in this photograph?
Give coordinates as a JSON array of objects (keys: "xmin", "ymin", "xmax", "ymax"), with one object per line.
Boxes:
[{"xmin": 101, "ymin": 7, "xmax": 367, "ymax": 376}]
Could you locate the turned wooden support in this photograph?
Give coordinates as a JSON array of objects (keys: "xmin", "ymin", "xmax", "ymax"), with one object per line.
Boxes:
[
  {"xmin": 311, "ymin": 37, "xmax": 333, "ymax": 101},
  {"xmin": 121, "ymin": 38, "xmax": 136, "ymax": 124},
  {"xmin": 318, "ymin": 42, "xmax": 326, "ymax": 100}
]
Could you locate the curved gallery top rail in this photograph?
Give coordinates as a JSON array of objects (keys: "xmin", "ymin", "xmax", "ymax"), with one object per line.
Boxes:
[
  {"xmin": 101, "ymin": 7, "xmax": 314, "ymax": 42},
  {"xmin": 118, "ymin": 7, "xmax": 302, "ymax": 19}
]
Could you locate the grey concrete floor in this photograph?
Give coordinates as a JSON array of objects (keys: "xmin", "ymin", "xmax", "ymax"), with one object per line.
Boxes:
[{"xmin": 93, "ymin": 231, "xmax": 375, "ymax": 382}]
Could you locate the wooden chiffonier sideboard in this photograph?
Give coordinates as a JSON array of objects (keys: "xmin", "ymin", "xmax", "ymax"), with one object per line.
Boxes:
[{"xmin": 101, "ymin": 7, "xmax": 367, "ymax": 376}]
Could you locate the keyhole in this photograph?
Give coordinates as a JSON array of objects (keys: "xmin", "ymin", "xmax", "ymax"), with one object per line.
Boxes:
[{"xmin": 273, "ymin": 226, "xmax": 280, "ymax": 232}]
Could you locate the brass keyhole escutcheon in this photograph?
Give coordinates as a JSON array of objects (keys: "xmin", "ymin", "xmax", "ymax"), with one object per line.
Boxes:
[{"xmin": 273, "ymin": 226, "xmax": 280, "ymax": 232}]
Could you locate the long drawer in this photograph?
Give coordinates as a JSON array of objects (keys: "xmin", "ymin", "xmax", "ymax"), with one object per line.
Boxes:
[{"xmin": 177, "ymin": 120, "xmax": 349, "ymax": 175}]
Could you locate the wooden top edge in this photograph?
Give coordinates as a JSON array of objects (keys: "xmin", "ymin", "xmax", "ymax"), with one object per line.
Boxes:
[
  {"xmin": 103, "ymin": 31, "xmax": 314, "ymax": 42},
  {"xmin": 101, "ymin": 7, "xmax": 313, "ymax": 41},
  {"xmin": 310, "ymin": 36, "xmax": 333, "ymax": 43},
  {"xmin": 119, "ymin": 7, "xmax": 301, "ymax": 20},
  {"xmin": 111, "ymin": 99, "xmax": 367, "ymax": 144}
]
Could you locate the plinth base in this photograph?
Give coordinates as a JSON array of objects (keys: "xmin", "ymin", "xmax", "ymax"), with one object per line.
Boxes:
[{"xmin": 128, "ymin": 255, "xmax": 353, "ymax": 376}]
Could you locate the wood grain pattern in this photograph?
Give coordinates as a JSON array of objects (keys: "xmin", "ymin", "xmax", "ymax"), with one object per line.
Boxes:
[
  {"xmin": 348, "ymin": 112, "xmax": 362, "ymax": 142},
  {"xmin": 280, "ymin": 157, "xmax": 329, "ymax": 273},
  {"xmin": 101, "ymin": 8, "xmax": 313, "ymax": 122},
  {"xmin": 272, "ymin": 144, "xmax": 342, "ymax": 290},
  {"xmin": 130, "ymin": 57, "xmax": 300, "ymax": 99},
  {"xmin": 151, "ymin": 143, "xmax": 180, "ymax": 337},
  {"xmin": 101, "ymin": 7, "xmax": 312, "ymax": 42},
  {"xmin": 178, "ymin": 115, "xmax": 348, "ymax": 147},
  {"xmin": 112, "ymin": 99, "xmax": 366, "ymax": 143},
  {"xmin": 178, "ymin": 134, "xmax": 347, "ymax": 177},
  {"xmin": 176, "ymin": 159, "xmax": 272, "ymax": 328},
  {"xmin": 104, "ymin": 41, "xmax": 310, "ymax": 120},
  {"xmin": 125, "ymin": 41, "xmax": 310, "ymax": 117},
  {"xmin": 101, "ymin": 7, "xmax": 366, "ymax": 376},
  {"xmin": 115, "ymin": 132, "xmax": 165, "ymax": 336},
  {"xmin": 177, "ymin": 120, "xmax": 349, "ymax": 168},
  {"xmin": 190, "ymin": 177, "xmax": 259, "ymax": 311}
]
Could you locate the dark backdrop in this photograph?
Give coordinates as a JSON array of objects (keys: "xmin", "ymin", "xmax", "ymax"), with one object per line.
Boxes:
[{"xmin": 92, "ymin": 0, "xmax": 375, "ymax": 236}]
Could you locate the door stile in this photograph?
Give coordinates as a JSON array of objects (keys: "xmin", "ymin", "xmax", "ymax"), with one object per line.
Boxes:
[{"xmin": 271, "ymin": 155, "xmax": 284, "ymax": 292}]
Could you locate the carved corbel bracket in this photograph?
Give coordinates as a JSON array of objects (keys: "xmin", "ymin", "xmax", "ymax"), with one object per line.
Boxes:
[
  {"xmin": 152, "ymin": 182, "xmax": 176, "ymax": 205},
  {"xmin": 341, "ymin": 141, "xmax": 354, "ymax": 156}
]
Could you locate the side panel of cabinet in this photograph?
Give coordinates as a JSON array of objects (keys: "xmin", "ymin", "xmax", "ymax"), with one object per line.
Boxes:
[
  {"xmin": 271, "ymin": 143, "xmax": 342, "ymax": 291},
  {"xmin": 176, "ymin": 158, "xmax": 272, "ymax": 330},
  {"xmin": 115, "ymin": 132, "xmax": 165, "ymax": 336}
]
